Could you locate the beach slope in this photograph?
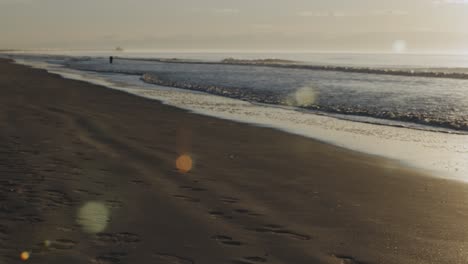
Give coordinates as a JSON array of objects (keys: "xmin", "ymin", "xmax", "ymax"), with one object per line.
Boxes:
[{"xmin": 1, "ymin": 59, "xmax": 467, "ymax": 264}]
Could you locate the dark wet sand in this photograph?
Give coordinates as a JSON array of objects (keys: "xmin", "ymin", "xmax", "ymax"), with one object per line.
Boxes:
[{"xmin": 1, "ymin": 59, "xmax": 468, "ymax": 264}]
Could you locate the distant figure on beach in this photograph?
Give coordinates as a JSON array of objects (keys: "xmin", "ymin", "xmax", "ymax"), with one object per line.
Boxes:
[{"xmin": 109, "ymin": 56, "xmax": 113, "ymax": 64}]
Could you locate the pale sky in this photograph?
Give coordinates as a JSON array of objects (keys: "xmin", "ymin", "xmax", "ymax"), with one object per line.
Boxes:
[{"xmin": 1, "ymin": 0, "xmax": 468, "ymax": 52}]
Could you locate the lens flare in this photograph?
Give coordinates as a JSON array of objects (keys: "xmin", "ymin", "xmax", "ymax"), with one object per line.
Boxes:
[
  {"xmin": 44, "ymin": 240, "xmax": 51, "ymax": 247},
  {"xmin": 176, "ymin": 154, "xmax": 193, "ymax": 173},
  {"xmin": 392, "ymin": 40, "xmax": 407, "ymax": 53},
  {"xmin": 20, "ymin": 251, "xmax": 30, "ymax": 261},
  {"xmin": 287, "ymin": 86, "xmax": 317, "ymax": 107},
  {"xmin": 77, "ymin": 201, "xmax": 110, "ymax": 234}
]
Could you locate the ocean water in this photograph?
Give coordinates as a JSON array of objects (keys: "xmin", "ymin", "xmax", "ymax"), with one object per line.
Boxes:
[
  {"xmin": 8, "ymin": 51, "xmax": 468, "ymax": 132},
  {"xmin": 4, "ymin": 51, "xmax": 468, "ymax": 181}
]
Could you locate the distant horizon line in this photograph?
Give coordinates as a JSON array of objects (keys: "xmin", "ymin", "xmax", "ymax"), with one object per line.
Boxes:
[{"xmin": 2, "ymin": 48, "xmax": 468, "ymax": 56}]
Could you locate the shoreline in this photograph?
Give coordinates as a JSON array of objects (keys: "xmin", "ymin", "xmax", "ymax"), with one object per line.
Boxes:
[
  {"xmin": 20, "ymin": 57, "xmax": 468, "ymax": 135},
  {"xmin": 7, "ymin": 52, "xmax": 468, "ymax": 80},
  {"xmin": 12, "ymin": 57, "xmax": 468, "ymax": 181},
  {"xmin": 1, "ymin": 59, "xmax": 468, "ymax": 263}
]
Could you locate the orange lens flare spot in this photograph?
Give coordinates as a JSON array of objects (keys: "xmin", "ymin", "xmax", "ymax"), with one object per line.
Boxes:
[
  {"xmin": 20, "ymin": 251, "xmax": 30, "ymax": 261},
  {"xmin": 176, "ymin": 154, "xmax": 193, "ymax": 173}
]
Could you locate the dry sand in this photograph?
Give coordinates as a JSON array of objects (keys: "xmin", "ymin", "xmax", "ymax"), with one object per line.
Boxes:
[{"xmin": 1, "ymin": 59, "xmax": 468, "ymax": 264}]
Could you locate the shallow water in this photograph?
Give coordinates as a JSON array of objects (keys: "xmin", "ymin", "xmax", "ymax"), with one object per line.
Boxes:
[
  {"xmin": 6, "ymin": 52, "xmax": 468, "ymax": 181},
  {"xmin": 51, "ymin": 55, "xmax": 468, "ymax": 133}
]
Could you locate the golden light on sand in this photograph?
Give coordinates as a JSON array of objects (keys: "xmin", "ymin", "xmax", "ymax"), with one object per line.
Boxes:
[
  {"xmin": 20, "ymin": 251, "xmax": 30, "ymax": 261},
  {"xmin": 176, "ymin": 154, "xmax": 193, "ymax": 173},
  {"xmin": 77, "ymin": 201, "xmax": 110, "ymax": 234},
  {"xmin": 176, "ymin": 126, "xmax": 193, "ymax": 154}
]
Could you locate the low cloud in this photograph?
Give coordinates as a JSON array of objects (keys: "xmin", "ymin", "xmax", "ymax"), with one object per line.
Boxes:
[
  {"xmin": 371, "ymin": 10, "xmax": 409, "ymax": 16},
  {"xmin": 0, "ymin": 0, "xmax": 34, "ymax": 4},
  {"xmin": 189, "ymin": 7, "xmax": 240, "ymax": 15},
  {"xmin": 212, "ymin": 8, "xmax": 240, "ymax": 14},
  {"xmin": 251, "ymin": 24, "xmax": 275, "ymax": 33},
  {"xmin": 434, "ymin": 0, "xmax": 468, "ymax": 4},
  {"xmin": 298, "ymin": 10, "xmax": 408, "ymax": 17}
]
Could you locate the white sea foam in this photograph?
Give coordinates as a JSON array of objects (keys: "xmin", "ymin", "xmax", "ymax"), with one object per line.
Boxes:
[{"xmin": 13, "ymin": 58, "xmax": 468, "ymax": 182}]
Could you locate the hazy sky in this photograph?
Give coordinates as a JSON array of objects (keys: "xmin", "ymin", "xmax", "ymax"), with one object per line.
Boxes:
[{"xmin": 1, "ymin": 0, "xmax": 468, "ymax": 52}]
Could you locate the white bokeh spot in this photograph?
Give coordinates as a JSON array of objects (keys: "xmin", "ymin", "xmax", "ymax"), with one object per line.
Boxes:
[
  {"xmin": 392, "ymin": 40, "xmax": 407, "ymax": 53},
  {"xmin": 77, "ymin": 201, "xmax": 110, "ymax": 234}
]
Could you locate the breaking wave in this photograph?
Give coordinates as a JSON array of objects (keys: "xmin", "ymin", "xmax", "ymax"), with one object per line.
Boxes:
[
  {"xmin": 10, "ymin": 53, "xmax": 468, "ymax": 134},
  {"xmin": 119, "ymin": 57, "xmax": 468, "ymax": 81},
  {"xmin": 141, "ymin": 72, "xmax": 468, "ymax": 133}
]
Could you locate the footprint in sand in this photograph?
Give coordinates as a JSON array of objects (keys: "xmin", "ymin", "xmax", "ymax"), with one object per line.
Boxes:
[
  {"xmin": 247, "ymin": 224, "xmax": 311, "ymax": 240},
  {"xmin": 0, "ymin": 224, "xmax": 9, "ymax": 236},
  {"xmin": 129, "ymin": 179, "xmax": 147, "ymax": 185},
  {"xmin": 153, "ymin": 253, "xmax": 194, "ymax": 264},
  {"xmin": 173, "ymin": 194, "xmax": 200, "ymax": 203},
  {"xmin": 92, "ymin": 252, "xmax": 128, "ymax": 264},
  {"xmin": 13, "ymin": 214, "xmax": 43, "ymax": 223},
  {"xmin": 96, "ymin": 232, "xmax": 141, "ymax": 244},
  {"xmin": 220, "ymin": 196, "xmax": 239, "ymax": 204},
  {"xmin": 93, "ymin": 180, "xmax": 107, "ymax": 186},
  {"xmin": 232, "ymin": 260, "xmax": 253, "ymax": 264},
  {"xmin": 232, "ymin": 256, "xmax": 268, "ymax": 264},
  {"xmin": 244, "ymin": 256, "xmax": 268, "ymax": 262},
  {"xmin": 105, "ymin": 199, "xmax": 124, "ymax": 209},
  {"xmin": 73, "ymin": 189, "xmax": 102, "ymax": 196},
  {"xmin": 43, "ymin": 189, "xmax": 75, "ymax": 208},
  {"xmin": 234, "ymin": 209, "xmax": 250, "ymax": 214},
  {"xmin": 0, "ymin": 225, "xmax": 9, "ymax": 247},
  {"xmin": 208, "ymin": 210, "xmax": 234, "ymax": 220},
  {"xmin": 211, "ymin": 235, "xmax": 244, "ymax": 246},
  {"xmin": 47, "ymin": 238, "xmax": 78, "ymax": 250},
  {"xmin": 180, "ymin": 185, "xmax": 206, "ymax": 192},
  {"xmin": 56, "ymin": 226, "xmax": 75, "ymax": 232},
  {"xmin": 330, "ymin": 254, "xmax": 369, "ymax": 264},
  {"xmin": 234, "ymin": 208, "xmax": 262, "ymax": 217}
]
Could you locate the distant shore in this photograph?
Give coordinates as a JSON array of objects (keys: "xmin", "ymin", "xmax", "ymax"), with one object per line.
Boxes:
[
  {"xmin": 114, "ymin": 56, "xmax": 468, "ymax": 80},
  {"xmin": 1, "ymin": 59, "xmax": 467, "ymax": 264}
]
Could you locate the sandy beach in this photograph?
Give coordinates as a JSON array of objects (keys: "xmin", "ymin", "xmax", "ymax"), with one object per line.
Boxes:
[{"xmin": 1, "ymin": 58, "xmax": 468, "ymax": 264}]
